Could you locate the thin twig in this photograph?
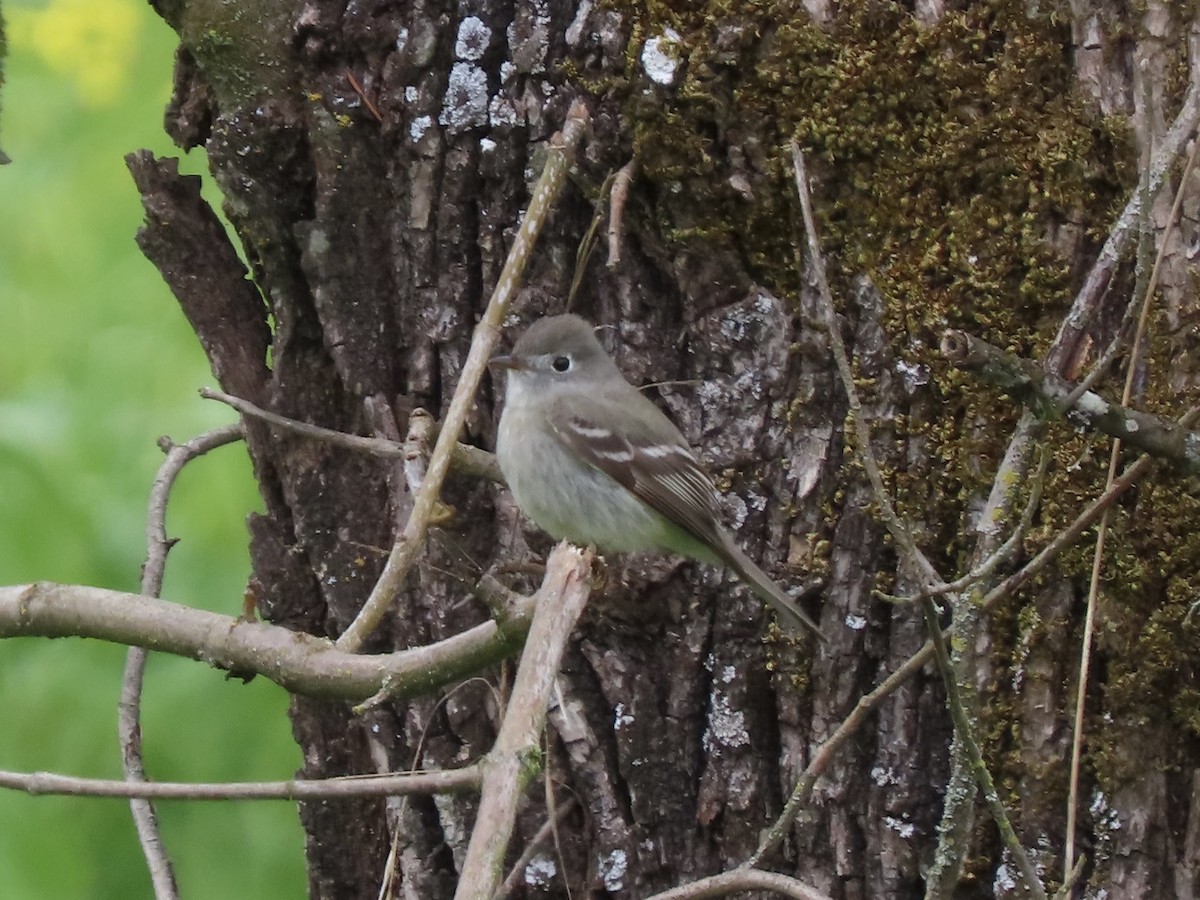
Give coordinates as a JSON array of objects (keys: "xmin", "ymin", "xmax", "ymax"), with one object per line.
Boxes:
[
  {"xmin": 925, "ymin": 88, "xmax": 1197, "ymax": 883},
  {"xmin": 1064, "ymin": 121, "xmax": 1200, "ymax": 880},
  {"xmin": 567, "ymin": 171, "xmax": 611, "ymax": 311},
  {"xmin": 977, "ymin": 411, "xmax": 1197, "ymax": 608},
  {"xmin": 1046, "ymin": 74, "xmax": 1200, "ymax": 373},
  {"xmin": 1052, "ymin": 854, "xmax": 1088, "ymax": 900},
  {"xmin": 122, "ymin": 424, "xmax": 243, "ymax": 899},
  {"xmin": 200, "ymin": 386, "xmax": 504, "ymax": 485},
  {"xmin": 345, "ymin": 69, "xmax": 384, "ymax": 123},
  {"xmin": 606, "ymin": 157, "xmax": 638, "ymax": 269},
  {"xmin": 920, "ymin": 596, "xmax": 1047, "ymax": 899},
  {"xmin": 924, "ymin": 446, "xmax": 1050, "ymax": 599},
  {"xmin": 338, "ymin": 100, "xmax": 591, "ymax": 653},
  {"xmin": 790, "ymin": 142, "xmax": 1042, "ymax": 886},
  {"xmin": 789, "ymin": 140, "xmax": 942, "ymax": 589},
  {"xmin": 0, "ymin": 766, "xmax": 481, "ymax": 800},
  {"xmin": 543, "ymin": 740, "xmax": 573, "ymax": 900},
  {"xmin": 644, "ymin": 868, "xmax": 833, "ymax": 900},
  {"xmin": 453, "ymin": 543, "xmax": 593, "ymax": 900},
  {"xmin": 495, "ymin": 798, "xmax": 578, "ymax": 899},
  {"xmin": 747, "ymin": 404, "xmax": 1197, "ymax": 867}
]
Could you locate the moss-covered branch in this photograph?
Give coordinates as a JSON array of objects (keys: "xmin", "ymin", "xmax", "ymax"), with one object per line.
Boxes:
[{"xmin": 942, "ymin": 329, "xmax": 1200, "ymax": 473}]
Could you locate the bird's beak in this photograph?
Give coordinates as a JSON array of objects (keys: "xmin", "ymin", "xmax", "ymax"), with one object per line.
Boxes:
[{"xmin": 489, "ymin": 354, "xmax": 526, "ymax": 372}]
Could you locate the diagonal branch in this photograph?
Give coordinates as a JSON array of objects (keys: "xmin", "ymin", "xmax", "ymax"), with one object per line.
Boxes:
[
  {"xmin": 920, "ymin": 594, "xmax": 1047, "ymax": 899},
  {"xmin": 789, "ymin": 140, "xmax": 942, "ymax": 589},
  {"xmin": 789, "ymin": 140, "xmax": 1046, "ymax": 885},
  {"xmin": 1046, "ymin": 72, "xmax": 1200, "ymax": 374},
  {"xmin": 495, "ymin": 798, "xmax": 579, "ymax": 899},
  {"xmin": 749, "ymin": 408, "xmax": 1194, "ymax": 866},
  {"xmin": 453, "ymin": 543, "xmax": 593, "ymax": 900},
  {"xmin": 1064, "ymin": 131, "xmax": 1200, "ymax": 878},
  {"xmin": 942, "ymin": 330, "xmax": 1200, "ymax": 472},
  {"xmin": 337, "ymin": 100, "xmax": 591, "ymax": 652}
]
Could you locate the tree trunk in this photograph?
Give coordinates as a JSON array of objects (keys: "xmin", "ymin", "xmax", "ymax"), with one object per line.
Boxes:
[{"xmin": 131, "ymin": 0, "xmax": 1200, "ymax": 897}]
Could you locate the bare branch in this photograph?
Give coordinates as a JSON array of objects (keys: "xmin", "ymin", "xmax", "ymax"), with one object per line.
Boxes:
[
  {"xmin": 0, "ymin": 582, "xmax": 534, "ymax": 702},
  {"xmin": 645, "ymin": 868, "xmax": 832, "ymax": 900},
  {"xmin": 0, "ymin": 767, "xmax": 480, "ymax": 801},
  {"xmin": 453, "ymin": 543, "xmax": 594, "ymax": 900},
  {"xmin": 606, "ymin": 157, "xmax": 637, "ymax": 269},
  {"xmin": 123, "ymin": 424, "xmax": 243, "ymax": 898},
  {"xmin": 978, "ymin": 411, "xmax": 1199, "ymax": 607},
  {"xmin": 942, "ymin": 330, "xmax": 1200, "ymax": 472},
  {"xmin": 199, "ymin": 387, "xmax": 504, "ymax": 484},
  {"xmin": 927, "ymin": 440, "xmax": 1050, "ymax": 599},
  {"xmin": 789, "ymin": 141, "xmax": 1041, "ymax": 882},
  {"xmin": 337, "ymin": 100, "xmax": 591, "ymax": 653},
  {"xmin": 919, "ymin": 596, "xmax": 1047, "ymax": 899},
  {"xmin": 1065, "ymin": 127, "xmax": 1200, "ymax": 880}
]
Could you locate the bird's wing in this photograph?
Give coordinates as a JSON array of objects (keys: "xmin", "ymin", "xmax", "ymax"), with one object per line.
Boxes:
[
  {"xmin": 550, "ymin": 391, "xmax": 827, "ymax": 638},
  {"xmin": 547, "ymin": 391, "xmax": 727, "ymax": 551}
]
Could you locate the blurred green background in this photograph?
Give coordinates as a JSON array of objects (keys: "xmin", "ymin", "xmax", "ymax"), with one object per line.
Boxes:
[{"xmin": 1, "ymin": 0, "xmax": 306, "ymax": 896}]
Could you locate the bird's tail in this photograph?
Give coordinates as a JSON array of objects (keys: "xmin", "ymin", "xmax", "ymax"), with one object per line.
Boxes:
[{"xmin": 720, "ymin": 539, "xmax": 826, "ymax": 640}]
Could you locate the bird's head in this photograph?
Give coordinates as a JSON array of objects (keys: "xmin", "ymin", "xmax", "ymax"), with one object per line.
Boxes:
[{"xmin": 490, "ymin": 314, "xmax": 621, "ymax": 396}]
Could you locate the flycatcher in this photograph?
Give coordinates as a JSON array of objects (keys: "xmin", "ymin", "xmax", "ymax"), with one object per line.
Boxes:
[{"xmin": 491, "ymin": 314, "xmax": 823, "ymax": 638}]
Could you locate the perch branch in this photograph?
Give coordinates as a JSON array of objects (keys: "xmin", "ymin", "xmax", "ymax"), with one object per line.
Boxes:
[
  {"xmin": 199, "ymin": 386, "xmax": 503, "ymax": 485},
  {"xmin": 337, "ymin": 99, "xmax": 590, "ymax": 653},
  {"xmin": 941, "ymin": 330, "xmax": 1200, "ymax": 473},
  {"xmin": 0, "ymin": 766, "xmax": 480, "ymax": 801},
  {"xmin": 122, "ymin": 424, "xmax": 243, "ymax": 899},
  {"xmin": 453, "ymin": 543, "xmax": 594, "ymax": 900}
]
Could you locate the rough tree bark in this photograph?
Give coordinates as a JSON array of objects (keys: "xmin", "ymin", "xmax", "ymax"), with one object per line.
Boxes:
[{"xmin": 125, "ymin": 0, "xmax": 1200, "ymax": 897}]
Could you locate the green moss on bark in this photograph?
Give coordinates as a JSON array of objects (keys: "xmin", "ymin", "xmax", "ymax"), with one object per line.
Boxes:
[{"xmin": 613, "ymin": 0, "xmax": 1200, "ymax": 829}]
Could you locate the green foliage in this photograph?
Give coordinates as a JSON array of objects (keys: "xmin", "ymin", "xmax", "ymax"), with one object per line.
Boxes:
[
  {"xmin": 0, "ymin": 1, "xmax": 303, "ymax": 896},
  {"xmin": 1, "ymin": 4, "xmax": 8, "ymax": 163}
]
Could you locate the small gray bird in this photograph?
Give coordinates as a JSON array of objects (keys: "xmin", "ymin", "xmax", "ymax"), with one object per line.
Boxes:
[{"xmin": 491, "ymin": 313, "xmax": 823, "ymax": 637}]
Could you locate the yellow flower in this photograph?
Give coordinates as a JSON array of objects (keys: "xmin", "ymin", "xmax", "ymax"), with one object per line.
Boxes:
[{"xmin": 9, "ymin": 0, "xmax": 144, "ymax": 107}]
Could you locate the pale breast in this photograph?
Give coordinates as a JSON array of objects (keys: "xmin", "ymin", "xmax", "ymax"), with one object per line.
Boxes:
[{"xmin": 497, "ymin": 401, "xmax": 664, "ymax": 552}]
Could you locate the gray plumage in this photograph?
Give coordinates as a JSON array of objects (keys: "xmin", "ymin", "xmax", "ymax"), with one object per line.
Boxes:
[{"xmin": 492, "ymin": 314, "xmax": 824, "ymax": 638}]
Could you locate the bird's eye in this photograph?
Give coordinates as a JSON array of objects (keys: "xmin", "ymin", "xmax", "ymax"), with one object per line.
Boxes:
[{"xmin": 551, "ymin": 355, "xmax": 572, "ymax": 372}]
